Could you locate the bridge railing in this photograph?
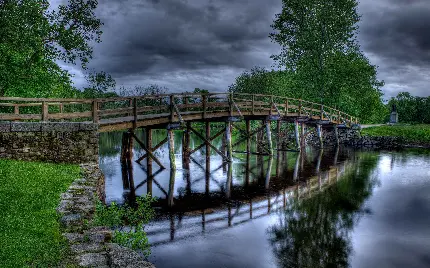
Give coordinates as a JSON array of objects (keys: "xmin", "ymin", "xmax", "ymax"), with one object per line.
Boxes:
[{"xmin": 0, "ymin": 93, "xmax": 359, "ymax": 126}]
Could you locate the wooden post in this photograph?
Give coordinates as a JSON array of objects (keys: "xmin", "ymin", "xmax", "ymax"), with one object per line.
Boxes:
[
  {"xmin": 42, "ymin": 101, "xmax": 48, "ymax": 122},
  {"xmin": 294, "ymin": 120, "xmax": 301, "ymax": 150},
  {"xmin": 246, "ymin": 120, "xmax": 251, "ymax": 153},
  {"xmin": 146, "ymin": 128, "xmax": 153, "ymax": 194},
  {"xmin": 265, "ymin": 157, "xmax": 273, "ymax": 190},
  {"xmin": 228, "ymin": 93, "xmax": 233, "ymax": 117},
  {"xmin": 293, "ymin": 152, "xmax": 300, "ymax": 181},
  {"xmin": 300, "ymin": 123, "xmax": 306, "ymax": 148},
  {"xmin": 334, "ymin": 124, "xmax": 339, "ymax": 147},
  {"xmin": 202, "ymin": 95, "xmax": 207, "ymax": 119},
  {"xmin": 92, "ymin": 100, "xmax": 98, "ymax": 123},
  {"xmin": 317, "ymin": 124, "xmax": 323, "ymax": 148},
  {"xmin": 133, "ymin": 98, "xmax": 137, "ymax": 129},
  {"xmin": 182, "ymin": 122, "xmax": 191, "ymax": 166},
  {"xmin": 285, "ymin": 99, "xmax": 289, "ymax": 115},
  {"xmin": 251, "ymin": 95, "xmax": 255, "ymax": 115},
  {"xmin": 226, "ymin": 162, "xmax": 233, "ymax": 199},
  {"xmin": 128, "ymin": 129, "xmax": 134, "ymax": 160},
  {"xmin": 205, "ymin": 122, "xmax": 211, "ymax": 171},
  {"xmin": 265, "ymin": 120, "xmax": 273, "ymax": 155},
  {"xmin": 168, "ymin": 129, "xmax": 176, "ymax": 170},
  {"xmin": 226, "ymin": 121, "xmax": 232, "ymax": 162},
  {"xmin": 120, "ymin": 131, "xmax": 129, "ymax": 162},
  {"xmin": 168, "ymin": 168, "xmax": 176, "ymax": 207},
  {"xmin": 320, "ymin": 104, "xmax": 324, "ymax": 120},
  {"xmin": 277, "ymin": 120, "xmax": 281, "ymax": 150},
  {"xmin": 169, "ymin": 95, "xmax": 175, "ymax": 122}
]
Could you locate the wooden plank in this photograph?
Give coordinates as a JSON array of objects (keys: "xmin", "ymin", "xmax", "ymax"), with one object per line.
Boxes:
[{"xmin": 48, "ymin": 111, "xmax": 92, "ymax": 120}]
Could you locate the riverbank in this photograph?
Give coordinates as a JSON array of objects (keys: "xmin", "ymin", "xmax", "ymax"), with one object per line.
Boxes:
[
  {"xmin": 0, "ymin": 159, "xmax": 81, "ymax": 268},
  {"xmin": 360, "ymin": 124, "xmax": 430, "ymax": 148},
  {"xmin": 58, "ymin": 163, "xmax": 155, "ymax": 268}
]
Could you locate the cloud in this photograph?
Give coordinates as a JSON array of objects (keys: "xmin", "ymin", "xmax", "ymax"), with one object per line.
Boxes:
[
  {"xmin": 82, "ymin": 0, "xmax": 280, "ymax": 91},
  {"xmin": 358, "ymin": 0, "xmax": 430, "ymax": 98},
  {"xmin": 52, "ymin": 0, "xmax": 430, "ymax": 99}
]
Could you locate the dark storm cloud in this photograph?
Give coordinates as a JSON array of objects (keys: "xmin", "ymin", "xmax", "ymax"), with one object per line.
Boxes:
[
  {"xmin": 50, "ymin": 0, "xmax": 430, "ymax": 97},
  {"xmin": 85, "ymin": 0, "xmax": 281, "ymax": 90},
  {"xmin": 358, "ymin": 0, "xmax": 430, "ymax": 98}
]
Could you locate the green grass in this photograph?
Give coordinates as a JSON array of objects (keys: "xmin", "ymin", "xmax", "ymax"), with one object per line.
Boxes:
[
  {"xmin": 361, "ymin": 124, "xmax": 430, "ymax": 143},
  {"xmin": 0, "ymin": 159, "xmax": 81, "ymax": 268}
]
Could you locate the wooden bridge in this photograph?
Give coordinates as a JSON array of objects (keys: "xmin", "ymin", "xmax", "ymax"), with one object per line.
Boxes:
[{"xmin": 0, "ymin": 93, "xmax": 359, "ymax": 168}]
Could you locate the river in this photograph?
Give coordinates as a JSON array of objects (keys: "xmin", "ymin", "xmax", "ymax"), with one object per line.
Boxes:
[{"xmin": 99, "ymin": 128, "xmax": 430, "ymax": 268}]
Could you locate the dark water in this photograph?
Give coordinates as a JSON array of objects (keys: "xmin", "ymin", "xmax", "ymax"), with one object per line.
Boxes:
[{"xmin": 99, "ymin": 129, "xmax": 430, "ymax": 268}]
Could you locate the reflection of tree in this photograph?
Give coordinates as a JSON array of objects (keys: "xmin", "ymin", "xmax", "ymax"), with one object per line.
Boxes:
[{"xmin": 268, "ymin": 153, "xmax": 379, "ymax": 268}]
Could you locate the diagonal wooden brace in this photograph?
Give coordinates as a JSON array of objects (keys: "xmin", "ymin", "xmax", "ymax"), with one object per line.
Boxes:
[
  {"xmin": 131, "ymin": 132, "xmax": 166, "ymax": 169},
  {"xmin": 189, "ymin": 127, "xmax": 226, "ymax": 155},
  {"xmin": 189, "ymin": 126, "xmax": 229, "ymax": 162},
  {"xmin": 136, "ymin": 137, "xmax": 168, "ymax": 163},
  {"xmin": 232, "ymin": 125, "xmax": 265, "ymax": 148}
]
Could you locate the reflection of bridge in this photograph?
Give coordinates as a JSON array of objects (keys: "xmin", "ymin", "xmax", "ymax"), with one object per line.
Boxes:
[
  {"xmin": 134, "ymin": 148, "xmax": 354, "ymax": 247},
  {"xmin": 0, "ymin": 93, "xmax": 359, "ymax": 169}
]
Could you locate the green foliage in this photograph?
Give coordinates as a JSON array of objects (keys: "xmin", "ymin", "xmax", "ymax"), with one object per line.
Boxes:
[
  {"xmin": 0, "ymin": 159, "xmax": 80, "ymax": 268},
  {"xmin": 93, "ymin": 195, "xmax": 156, "ymax": 257},
  {"xmin": 388, "ymin": 92, "xmax": 430, "ymax": 123},
  {"xmin": 361, "ymin": 124, "xmax": 430, "ymax": 143},
  {"xmin": 262, "ymin": 0, "xmax": 386, "ymax": 123},
  {"xmin": 0, "ymin": 0, "xmax": 102, "ymax": 98}
]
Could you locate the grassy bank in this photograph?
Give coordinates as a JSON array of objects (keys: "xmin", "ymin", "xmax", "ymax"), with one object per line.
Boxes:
[
  {"xmin": 361, "ymin": 124, "xmax": 430, "ymax": 143},
  {"xmin": 0, "ymin": 159, "xmax": 81, "ymax": 268}
]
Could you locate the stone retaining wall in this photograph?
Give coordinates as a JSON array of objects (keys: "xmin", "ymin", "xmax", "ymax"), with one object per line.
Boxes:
[
  {"xmin": 58, "ymin": 163, "xmax": 155, "ymax": 268},
  {"xmin": 306, "ymin": 127, "xmax": 404, "ymax": 149},
  {"xmin": 0, "ymin": 122, "xmax": 99, "ymax": 163}
]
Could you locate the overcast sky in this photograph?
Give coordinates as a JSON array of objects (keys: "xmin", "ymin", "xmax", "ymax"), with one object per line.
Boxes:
[{"xmin": 53, "ymin": 0, "xmax": 430, "ymax": 100}]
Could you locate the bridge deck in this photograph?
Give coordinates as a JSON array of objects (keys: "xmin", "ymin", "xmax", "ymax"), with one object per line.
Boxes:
[{"xmin": 0, "ymin": 93, "xmax": 359, "ymax": 131}]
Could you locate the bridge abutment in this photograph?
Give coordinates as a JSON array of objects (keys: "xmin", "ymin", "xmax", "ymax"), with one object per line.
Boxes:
[{"xmin": 0, "ymin": 122, "xmax": 99, "ymax": 164}]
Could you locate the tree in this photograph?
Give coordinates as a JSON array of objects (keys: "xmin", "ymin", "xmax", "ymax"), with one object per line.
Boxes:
[
  {"xmin": 82, "ymin": 70, "xmax": 116, "ymax": 98},
  {"xmin": 0, "ymin": 0, "xmax": 102, "ymax": 98},
  {"xmin": 269, "ymin": 0, "xmax": 385, "ymax": 123}
]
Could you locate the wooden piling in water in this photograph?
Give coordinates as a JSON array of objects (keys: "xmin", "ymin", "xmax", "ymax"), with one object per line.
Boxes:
[
  {"xmin": 146, "ymin": 128, "xmax": 153, "ymax": 194},
  {"xmin": 168, "ymin": 129, "xmax": 176, "ymax": 170},
  {"xmin": 246, "ymin": 120, "xmax": 251, "ymax": 153},
  {"xmin": 265, "ymin": 121, "xmax": 273, "ymax": 155},
  {"xmin": 226, "ymin": 121, "xmax": 232, "ymax": 162},
  {"xmin": 294, "ymin": 120, "xmax": 301, "ymax": 151},
  {"xmin": 317, "ymin": 124, "xmax": 323, "ymax": 148},
  {"xmin": 206, "ymin": 122, "xmax": 211, "ymax": 171},
  {"xmin": 334, "ymin": 124, "xmax": 339, "ymax": 147}
]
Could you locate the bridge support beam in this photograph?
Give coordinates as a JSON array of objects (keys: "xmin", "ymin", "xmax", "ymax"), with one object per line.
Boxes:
[
  {"xmin": 182, "ymin": 122, "xmax": 191, "ymax": 167},
  {"xmin": 206, "ymin": 122, "xmax": 211, "ymax": 171},
  {"xmin": 294, "ymin": 120, "xmax": 300, "ymax": 151},
  {"xmin": 334, "ymin": 124, "xmax": 339, "ymax": 147},
  {"xmin": 167, "ymin": 129, "xmax": 176, "ymax": 170},
  {"xmin": 226, "ymin": 122, "xmax": 233, "ymax": 162},
  {"xmin": 317, "ymin": 124, "xmax": 323, "ymax": 148},
  {"xmin": 265, "ymin": 120, "xmax": 273, "ymax": 155}
]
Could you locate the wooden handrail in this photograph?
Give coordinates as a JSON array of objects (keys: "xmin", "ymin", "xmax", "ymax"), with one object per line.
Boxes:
[{"xmin": 0, "ymin": 93, "xmax": 359, "ymax": 125}]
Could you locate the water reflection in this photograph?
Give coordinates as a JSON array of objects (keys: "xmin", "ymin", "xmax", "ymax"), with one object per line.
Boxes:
[
  {"xmin": 99, "ymin": 131, "xmax": 430, "ymax": 268},
  {"xmin": 268, "ymin": 153, "xmax": 379, "ymax": 268}
]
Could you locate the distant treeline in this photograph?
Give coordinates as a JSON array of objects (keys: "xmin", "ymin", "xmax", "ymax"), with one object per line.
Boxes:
[{"xmin": 388, "ymin": 92, "xmax": 430, "ymax": 124}]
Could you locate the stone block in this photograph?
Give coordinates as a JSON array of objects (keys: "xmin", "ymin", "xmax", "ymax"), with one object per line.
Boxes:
[
  {"xmin": 41, "ymin": 122, "xmax": 80, "ymax": 132},
  {"xmin": 11, "ymin": 122, "xmax": 42, "ymax": 132},
  {"xmin": 79, "ymin": 122, "xmax": 99, "ymax": 131},
  {"xmin": 76, "ymin": 253, "xmax": 109, "ymax": 267},
  {"xmin": 0, "ymin": 122, "xmax": 11, "ymax": 132}
]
